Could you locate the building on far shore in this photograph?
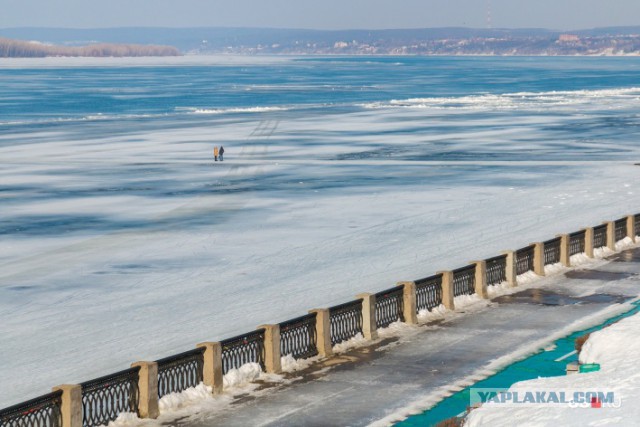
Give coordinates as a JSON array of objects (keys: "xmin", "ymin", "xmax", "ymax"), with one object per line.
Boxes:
[{"xmin": 558, "ymin": 34, "xmax": 580, "ymax": 43}]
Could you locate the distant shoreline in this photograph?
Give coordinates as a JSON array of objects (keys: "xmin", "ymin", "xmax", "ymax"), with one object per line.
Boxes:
[{"xmin": 0, "ymin": 37, "xmax": 180, "ymax": 58}]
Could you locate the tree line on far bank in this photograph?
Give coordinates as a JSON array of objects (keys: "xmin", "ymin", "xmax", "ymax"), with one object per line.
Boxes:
[{"xmin": 0, "ymin": 37, "xmax": 181, "ymax": 57}]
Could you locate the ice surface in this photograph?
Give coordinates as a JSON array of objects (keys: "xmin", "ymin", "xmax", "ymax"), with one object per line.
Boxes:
[{"xmin": 2, "ymin": 59, "xmax": 640, "ymax": 407}]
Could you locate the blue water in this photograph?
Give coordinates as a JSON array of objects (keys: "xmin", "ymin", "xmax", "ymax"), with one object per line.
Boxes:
[{"xmin": 2, "ymin": 56, "xmax": 640, "ymax": 123}]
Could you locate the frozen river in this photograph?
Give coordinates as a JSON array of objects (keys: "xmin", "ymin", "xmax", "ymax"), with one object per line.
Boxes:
[{"xmin": 1, "ymin": 56, "xmax": 640, "ymax": 406}]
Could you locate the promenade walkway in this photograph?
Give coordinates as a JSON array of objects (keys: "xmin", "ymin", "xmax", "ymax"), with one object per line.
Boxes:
[{"xmin": 179, "ymin": 249, "xmax": 640, "ymax": 427}]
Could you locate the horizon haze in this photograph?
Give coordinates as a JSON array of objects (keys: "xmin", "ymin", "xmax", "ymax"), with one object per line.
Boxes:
[{"xmin": 1, "ymin": 0, "xmax": 638, "ymax": 31}]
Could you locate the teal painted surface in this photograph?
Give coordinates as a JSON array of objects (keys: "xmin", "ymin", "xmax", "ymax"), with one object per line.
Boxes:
[{"xmin": 397, "ymin": 301, "xmax": 640, "ymax": 426}]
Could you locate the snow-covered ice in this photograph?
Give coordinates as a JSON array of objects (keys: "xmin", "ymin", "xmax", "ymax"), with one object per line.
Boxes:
[{"xmin": 2, "ymin": 58, "xmax": 640, "ymax": 407}]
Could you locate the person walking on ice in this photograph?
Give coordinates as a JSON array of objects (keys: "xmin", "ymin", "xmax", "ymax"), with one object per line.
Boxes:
[
  {"xmin": 213, "ymin": 146, "xmax": 219, "ymax": 161},
  {"xmin": 219, "ymin": 145, "xmax": 225, "ymax": 161}
]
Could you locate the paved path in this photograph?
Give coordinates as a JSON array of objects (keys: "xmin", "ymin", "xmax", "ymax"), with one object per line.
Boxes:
[{"xmin": 179, "ymin": 249, "xmax": 640, "ymax": 427}]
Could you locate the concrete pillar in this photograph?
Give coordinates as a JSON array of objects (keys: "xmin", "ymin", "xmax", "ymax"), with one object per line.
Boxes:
[
  {"xmin": 627, "ymin": 215, "xmax": 636, "ymax": 242},
  {"xmin": 52, "ymin": 385, "xmax": 82, "ymax": 427},
  {"xmin": 584, "ymin": 227, "xmax": 595, "ymax": 258},
  {"xmin": 356, "ymin": 293, "xmax": 378, "ymax": 340},
  {"xmin": 532, "ymin": 242, "xmax": 545, "ymax": 276},
  {"xmin": 196, "ymin": 342, "xmax": 223, "ymax": 394},
  {"xmin": 398, "ymin": 282, "xmax": 418, "ymax": 324},
  {"xmin": 501, "ymin": 251, "xmax": 517, "ymax": 287},
  {"xmin": 437, "ymin": 271, "xmax": 455, "ymax": 309},
  {"xmin": 130, "ymin": 362, "xmax": 159, "ymax": 419},
  {"xmin": 309, "ymin": 309, "xmax": 333, "ymax": 357},
  {"xmin": 605, "ymin": 221, "xmax": 616, "ymax": 250},
  {"xmin": 470, "ymin": 261, "xmax": 488, "ymax": 299},
  {"xmin": 257, "ymin": 324, "xmax": 281, "ymax": 374},
  {"xmin": 558, "ymin": 234, "xmax": 571, "ymax": 267}
]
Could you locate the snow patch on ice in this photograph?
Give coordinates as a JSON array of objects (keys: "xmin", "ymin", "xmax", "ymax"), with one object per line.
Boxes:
[
  {"xmin": 222, "ymin": 362, "xmax": 261, "ymax": 388},
  {"xmin": 544, "ymin": 262, "xmax": 566, "ymax": 274},
  {"xmin": 105, "ymin": 412, "xmax": 141, "ymax": 427},
  {"xmin": 454, "ymin": 293, "xmax": 485, "ymax": 309},
  {"xmin": 332, "ymin": 333, "xmax": 368, "ymax": 353},
  {"xmin": 615, "ymin": 236, "xmax": 635, "ymax": 251},
  {"xmin": 487, "ymin": 281, "xmax": 511, "ymax": 298},
  {"xmin": 515, "ymin": 270, "xmax": 540, "ymax": 285},
  {"xmin": 418, "ymin": 304, "xmax": 448, "ymax": 322},
  {"xmin": 594, "ymin": 246, "xmax": 616, "ymax": 258},
  {"xmin": 280, "ymin": 354, "xmax": 320, "ymax": 373},
  {"xmin": 158, "ymin": 383, "xmax": 214, "ymax": 413}
]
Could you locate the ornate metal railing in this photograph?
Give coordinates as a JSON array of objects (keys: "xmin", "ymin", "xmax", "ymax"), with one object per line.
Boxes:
[
  {"xmin": 375, "ymin": 285, "xmax": 405, "ymax": 329},
  {"xmin": 220, "ymin": 330, "xmax": 266, "ymax": 375},
  {"xmin": 593, "ymin": 224, "xmax": 608, "ymax": 249},
  {"xmin": 569, "ymin": 230, "xmax": 586, "ymax": 256},
  {"xmin": 635, "ymin": 214, "xmax": 640, "ymax": 237},
  {"xmin": 543, "ymin": 237, "xmax": 561, "ymax": 265},
  {"xmin": 156, "ymin": 348, "xmax": 204, "ymax": 398},
  {"xmin": 415, "ymin": 274, "xmax": 442, "ymax": 313},
  {"xmin": 279, "ymin": 313, "xmax": 318, "ymax": 360},
  {"xmin": 615, "ymin": 218, "xmax": 627, "ymax": 242},
  {"xmin": 80, "ymin": 367, "xmax": 139, "ymax": 427},
  {"xmin": 485, "ymin": 255, "xmax": 507, "ymax": 286},
  {"xmin": 452, "ymin": 265, "xmax": 476, "ymax": 297},
  {"xmin": 0, "ymin": 391, "xmax": 62, "ymax": 427},
  {"xmin": 515, "ymin": 245, "xmax": 535, "ymax": 275},
  {"xmin": 329, "ymin": 299, "xmax": 363, "ymax": 346}
]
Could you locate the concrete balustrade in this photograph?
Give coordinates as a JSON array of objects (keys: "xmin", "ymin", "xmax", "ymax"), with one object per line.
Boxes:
[
  {"xmin": 196, "ymin": 342, "xmax": 223, "ymax": 395},
  {"xmin": 558, "ymin": 234, "xmax": 570, "ymax": 267},
  {"xmin": 470, "ymin": 261, "xmax": 488, "ymax": 299},
  {"xmin": 398, "ymin": 281, "xmax": 418, "ymax": 324},
  {"xmin": 309, "ymin": 308, "xmax": 333, "ymax": 357},
  {"xmin": 258, "ymin": 324, "xmax": 282, "ymax": 374},
  {"xmin": 501, "ymin": 250, "xmax": 517, "ymax": 287},
  {"xmin": 584, "ymin": 227, "xmax": 595, "ymax": 258},
  {"xmin": 131, "ymin": 361, "xmax": 159, "ymax": 419},
  {"xmin": 605, "ymin": 221, "xmax": 616, "ymax": 250},
  {"xmin": 532, "ymin": 242, "xmax": 545, "ymax": 276},
  {"xmin": 357, "ymin": 293, "xmax": 378, "ymax": 340},
  {"xmin": 627, "ymin": 215, "xmax": 636, "ymax": 242},
  {"xmin": 437, "ymin": 270, "xmax": 455, "ymax": 309},
  {"xmin": 51, "ymin": 385, "xmax": 82, "ymax": 427}
]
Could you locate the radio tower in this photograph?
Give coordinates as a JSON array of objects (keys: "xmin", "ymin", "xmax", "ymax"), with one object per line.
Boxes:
[{"xmin": 486, "ymin": 0, "xmax": 492, "ymax": 29}]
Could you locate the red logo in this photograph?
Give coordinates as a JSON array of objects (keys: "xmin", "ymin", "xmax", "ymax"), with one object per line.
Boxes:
[{"xmin": 591, "ymin": 397, "xmax": 602, "ymax": 409}]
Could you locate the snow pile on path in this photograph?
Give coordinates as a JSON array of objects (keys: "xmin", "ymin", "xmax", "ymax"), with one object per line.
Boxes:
[{"xmin": 465, "ymin": 311, "xmax": 640, "ymax": 426}]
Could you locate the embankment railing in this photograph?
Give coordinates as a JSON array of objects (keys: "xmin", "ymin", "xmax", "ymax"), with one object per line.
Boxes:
[{"xmin": 4, "ymin": 213, "xmax": 639, "ymax": 427}]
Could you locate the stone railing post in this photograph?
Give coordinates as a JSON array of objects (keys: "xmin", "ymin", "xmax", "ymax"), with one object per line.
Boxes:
[
  {"xmin": 130, "ymin": 362, "xmax": 159, "ymax": 419},
  {"xmin": 501, "ymin": 251, "xmax": 517, "ymax": 287},
  {"xmin": 605, "ymin": 221, "xmax": 616, "ymax": 250},
  {"xmin": 398, "ymin": 281, "xmax": 418, "ymax": 324},
  {"xmin": 258, "ymin": 324, "xmax": 281, "ymax": 374},
  {"xmin": 558, "ymin": 234, "xmax": 570, "ymax": 267},
  {"xmin": 356, "ymin": 293, "xmax": 378, "ymax": 340},
  {"xmin": 437, "ymin": 271, "xmax": 455, "ymax": 309},
  {"xmin": 52, "ymin": 385, "xmax": 82, "ymax": 427},
  {"xmin": 196, "ymin": 342, "xmax": 223, "ymax": 394},
  {"xmin": 470, "ymin": 261, "xmax": 488, "ymax": 299},
  {"xmin": 627, "ymin": 215, "xmax": 636, "ymax": 242},
  {"xmin": 309, "ymin": 309, "xmax": 333, "ymax": 357},
  {"xmin": 532, "ymin": 242, "xmax": 545, "ymax": 276},
  {"xmin": 584, "ymin": 227, "xmax": 595, "ymax": 258}
]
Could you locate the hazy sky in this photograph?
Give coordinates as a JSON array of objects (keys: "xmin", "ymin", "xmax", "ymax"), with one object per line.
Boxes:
[{"xmin": 2, "ymin": 0, "xmax": 638, "ymax": 30}]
